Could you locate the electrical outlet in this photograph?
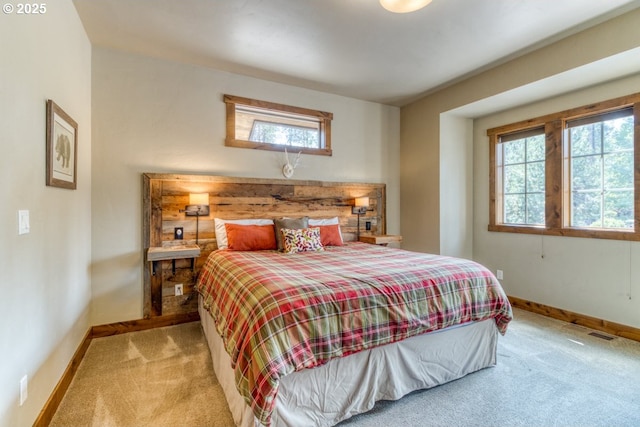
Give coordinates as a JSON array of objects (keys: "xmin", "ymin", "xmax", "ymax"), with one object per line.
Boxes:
[
  {"xmin": 496, "ymin": 269, "xmax": 504, "ymax": 280},
  {"xmin": 365, "ymin": 221, "xmax": 371, "ymax": 231},
  {"xmin": 174, "ymin": 227, "xmax": 183, "ymax": 240},
  {"xmin": 20, "ymin": 375, "xmax": 28, "ymax": 406},
  {"xmin": 175, "ymin": 284, "xmax": 183, "ymax": 296}
]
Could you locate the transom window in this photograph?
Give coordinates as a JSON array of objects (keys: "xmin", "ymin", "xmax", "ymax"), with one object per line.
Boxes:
[
  {"xmin": 224, "ymin": 94, "xmax": 333, "ymax": 156},
  {"xmin": 488, "ymin": 93, "xmax": 640, "ymax": 241}
]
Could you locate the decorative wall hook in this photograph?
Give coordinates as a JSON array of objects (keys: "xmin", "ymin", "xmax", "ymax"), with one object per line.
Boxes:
[{"xmin": 282, "ymin": 147, "xmax": 302, "ymax": 179}]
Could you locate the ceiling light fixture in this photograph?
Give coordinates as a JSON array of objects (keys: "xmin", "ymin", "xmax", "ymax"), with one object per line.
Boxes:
[{"xmin": 380, "ymin": 0, "xmax": 432, "ymax": 13}]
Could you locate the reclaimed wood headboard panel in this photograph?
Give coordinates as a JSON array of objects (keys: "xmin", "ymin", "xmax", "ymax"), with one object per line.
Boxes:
[{"xmin": 142, "ymin": 173, "xmax": 386, "ymax": 319}]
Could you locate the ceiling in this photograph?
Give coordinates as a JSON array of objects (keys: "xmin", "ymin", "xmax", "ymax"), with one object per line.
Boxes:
[{"xmin": 73, "ymin": 0, "xmax": 640, "ymax": 107}]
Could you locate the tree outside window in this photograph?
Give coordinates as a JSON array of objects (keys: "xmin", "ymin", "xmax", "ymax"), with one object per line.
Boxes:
[
  {"xmin": 501, "ymin": 132, "xmax": 545, "ymax": 225},
  {"xmin": 568, "ymin": 112, "xmax": 634, "ymax": 230},
  {"xmin": 488, "ymin": 93, "xmax": 640, "ymax": 242},
  {"xmin": 224, "ymin": 94, "xmax": 332, "ymax": 156}
]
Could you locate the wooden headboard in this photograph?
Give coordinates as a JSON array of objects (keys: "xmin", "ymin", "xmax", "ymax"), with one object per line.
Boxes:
[{"xmin": 142, "ymin": 173, "xmax": 386, "ymax": 319}]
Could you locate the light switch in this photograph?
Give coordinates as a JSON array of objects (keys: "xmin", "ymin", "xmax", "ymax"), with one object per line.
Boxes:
[{"xmin": 18, "ymin": 210, "xmax": 30, "ymax": 235}]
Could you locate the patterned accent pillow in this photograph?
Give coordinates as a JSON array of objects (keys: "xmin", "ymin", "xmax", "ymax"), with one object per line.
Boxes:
[
  {"xmin": 281, "ymin": 227, "xmax": 324, "ymax": 254},
  {"xmin": 275, "ymin": 217, "xmax": 309, "ymax": 251}
]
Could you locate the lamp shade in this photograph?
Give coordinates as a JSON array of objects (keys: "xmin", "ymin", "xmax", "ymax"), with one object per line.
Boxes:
[
  {"xmin": 380, "ymin": 0, "xmax": 432, "ymax": 13},
  {"xmin": 189, "ymin": 193, "xmax": 209, "ymax": 206},
  {"xmin": 355, "ymin": 197, "xmax": 370, "ymax": 207}
]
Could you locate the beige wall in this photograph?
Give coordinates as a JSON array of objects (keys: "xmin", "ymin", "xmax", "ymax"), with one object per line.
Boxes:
[
  {"xmin": 402, "ymin": 7, "xmax": 640, "ymax": 254},
  {"xmin": 0, "ymin": 1, "xmax": 92, "ymax": 425},
  {"xmin": 401, "ymin": 8, "xmax": 640, "ymax": 327},
  {"xmin": 439, "ymin": 114, "xmax": 473, "ymax": 258},
  {"xmin": 474, "ymin": 73, "xmax": 640, "ymax": 329},
  {"xmin": 91, "ymin": 48, "xmax": 401, "ymax": 325}
]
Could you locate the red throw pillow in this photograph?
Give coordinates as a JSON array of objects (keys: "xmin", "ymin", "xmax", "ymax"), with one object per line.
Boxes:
[
  {"xmin": 224, "ymin": 224, "xmax": 277, "ymax": 251},
  {"xmin": 317, "ymin": 224, "xmax": 343, "ymax": 246}
]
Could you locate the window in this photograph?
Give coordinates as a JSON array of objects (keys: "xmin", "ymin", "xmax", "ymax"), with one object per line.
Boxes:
[
  {"xmin": 498, "ymin": 128, "xmax": 546, "ymax": 226},
  {"xmin": 566, "ymin": 109, "xmax": 634, "ymax": 230},
  {"xmin": 224, "ymin": 94, "xmax": 333, "ymax": 156},
  {"xmin": 488, "ymin": 93, "xmax": 640, "ymax": 241}
]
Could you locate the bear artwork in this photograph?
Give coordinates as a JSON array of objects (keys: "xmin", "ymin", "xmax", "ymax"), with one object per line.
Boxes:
[{"xmin": 55, "ymin": 133, "xmax": 71, "ymax": 169}]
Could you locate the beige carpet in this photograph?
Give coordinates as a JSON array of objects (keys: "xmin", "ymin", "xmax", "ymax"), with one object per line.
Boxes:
[
  {"xmin": 51, "ymin": 310, "xmax": 640, "ymax": 427},
  {"xmin": 50, "ymin": 321, "xmax": 233, "ymax": 427}
]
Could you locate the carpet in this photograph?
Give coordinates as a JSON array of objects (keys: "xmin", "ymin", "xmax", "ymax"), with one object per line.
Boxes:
[
  {"xmin": 342, "ymin": 309, "xmax": 640, "ymax": 426},
  {"xmin": 49, "ymin": 321, "xmax": 233, "ymax": 427},
  {"xmin": 50, "ymin": 309, "xmax": 640, "ymax": 426}
]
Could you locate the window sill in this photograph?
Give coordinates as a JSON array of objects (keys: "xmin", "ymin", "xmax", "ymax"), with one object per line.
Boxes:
[
  {"xmin": 488, "ymin": 224, "xmax": 640, "ymax": 241},
  {"xmin": 225, "ymin": 138, "xmax": 332, "ymax": 156}
]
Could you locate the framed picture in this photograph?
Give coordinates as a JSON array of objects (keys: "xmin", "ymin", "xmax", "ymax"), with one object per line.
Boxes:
[{"xmin": 46, "ymin": 100, "xmax": 78, "ymax": 189}]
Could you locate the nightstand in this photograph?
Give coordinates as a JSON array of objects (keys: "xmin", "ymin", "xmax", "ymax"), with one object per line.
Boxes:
[
  {"xmin": 146, "ymin": 245, "xmax": 201, "ymax": 316},
  {"xmin": 147, "ymin": 245, "xmax": 201, "ymax": 274},
  {"xmin": 358, "ymin": 235, "xmax": 402, "ymax": 246}
]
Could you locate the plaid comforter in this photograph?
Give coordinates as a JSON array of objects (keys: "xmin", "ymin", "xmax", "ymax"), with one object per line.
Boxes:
[{"xmin": 196, "ymin": 243, "xmax": 512, "ymax": 426}]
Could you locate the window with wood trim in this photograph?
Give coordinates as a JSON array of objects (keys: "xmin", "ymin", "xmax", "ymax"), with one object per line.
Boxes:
[
  {"xmin": 497, "ymin": 127, "xmax": 546, "ymax": 226},
  {"xmin": 488, "ymin": 92, "xmax": 640, "ymax": 241},
  {"xmin": 224, "ymin": 94, "xmax": 333, "ymax": 156},
  {"xmin": 565, "ymin": 109, "xmax": 634, "ymax": 230}
]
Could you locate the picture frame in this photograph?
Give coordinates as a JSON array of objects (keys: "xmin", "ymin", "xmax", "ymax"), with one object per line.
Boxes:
[{"xmin": 46, "ymin": 99, "xmax": 78, "ymax": 189}]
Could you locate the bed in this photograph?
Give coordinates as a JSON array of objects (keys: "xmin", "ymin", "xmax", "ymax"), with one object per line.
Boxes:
[{"xmin": 196, "ymin": 240, "xmax": 512, "ymax": 427}]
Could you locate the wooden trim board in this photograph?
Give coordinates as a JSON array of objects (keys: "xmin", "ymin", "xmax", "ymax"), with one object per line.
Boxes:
[
  {"xmin": 509, "ymin": 296, "xmax": 640, "ymax": 342},
  {"xmin": 92, "ymin": 312, "xmax": 200, "ymax": 338},
  {"xmin": 32, "ymin": 329, "xmax": 92, "ymax": 427}
]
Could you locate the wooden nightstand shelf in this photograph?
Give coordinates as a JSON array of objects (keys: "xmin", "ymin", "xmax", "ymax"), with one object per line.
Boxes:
[
  {"xmin": 148, "ymin": 245, "xmax": 201, "ymax": 274},
  {"xmin": 359, "ymin": 235, "xmax": 402, "ymax": 246},
  {"xmin": 146, "ymin": 245, "xmax": 201, "ymax": 317}
]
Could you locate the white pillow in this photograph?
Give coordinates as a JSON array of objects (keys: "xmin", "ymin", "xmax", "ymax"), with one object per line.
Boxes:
[
  {"xmin": 308, "ymin": 217, "xmax": 339, "ymax": 226},
  {"xmin": 214, "ymin": 218, "xmax": 274, "ymax": 250},
  {"xmin": 308, "ymin": 217, "xmax": 343, "ymax": 241}
]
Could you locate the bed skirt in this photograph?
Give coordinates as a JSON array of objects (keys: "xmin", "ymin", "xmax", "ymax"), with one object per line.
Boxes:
[{"xmin": 199, "ymin": 295, "xmax": 498, "ymax": 427}]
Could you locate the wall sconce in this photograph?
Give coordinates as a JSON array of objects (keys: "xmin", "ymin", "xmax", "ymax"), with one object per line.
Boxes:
[
  {"xmin": 183, "ymin": 193, "xmax": 210, "ymax": 245},
  {"xmin": 352, "ymin": 196, "xmax": 369, "ymax": 240}
]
